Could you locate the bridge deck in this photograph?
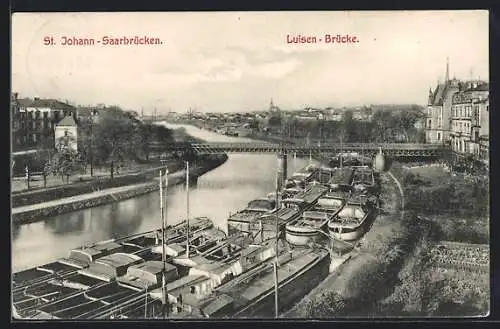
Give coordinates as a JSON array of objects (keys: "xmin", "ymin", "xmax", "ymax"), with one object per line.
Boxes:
[{"xmin": 148, "ymin": 142, "xmax": 449, "ymax": 157}]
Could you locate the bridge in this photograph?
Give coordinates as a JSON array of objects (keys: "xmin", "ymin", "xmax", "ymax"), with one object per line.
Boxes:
[{"xmin": 148, "ymin": 142, "xmax": 450, "ymax": 157}]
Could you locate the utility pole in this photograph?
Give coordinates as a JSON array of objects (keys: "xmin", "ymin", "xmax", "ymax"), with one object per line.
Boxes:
[
  {"xmin": 25, "ymin": 165, "xmax": 30, "ymax": 189},
  {"xmin": 160, "ymin": 168, "xmax": 169, "ymax": 319},
  {"xmin": 186, "ymin": 161, "xmax": 190, "ymax": 259},
  {"xmin": 273, "ymin": 261, "xmax": 279, "ymax": 318},
  {"xmin": 90, "ymin": 113, "xmax": 94, "ymax": 177}
]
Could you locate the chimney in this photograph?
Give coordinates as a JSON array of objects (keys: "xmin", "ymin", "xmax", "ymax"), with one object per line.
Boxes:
[{"xmin": 13, "ymin": 92, "xmax": 18, "ymax": 100}]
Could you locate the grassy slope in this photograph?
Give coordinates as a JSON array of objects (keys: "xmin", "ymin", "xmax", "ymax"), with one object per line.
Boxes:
[{"xmin": 286, "ymin": 164, "xmax": 489, "ymax": 318}]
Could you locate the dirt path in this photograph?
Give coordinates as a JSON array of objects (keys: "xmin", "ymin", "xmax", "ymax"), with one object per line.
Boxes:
[
  {"xmin": 284, "ymin": 170, "xmax": 404, "ymax": 317},
  {"xmin": 12, "ymin": 170, "xmax": 187, "ymax": 215}
]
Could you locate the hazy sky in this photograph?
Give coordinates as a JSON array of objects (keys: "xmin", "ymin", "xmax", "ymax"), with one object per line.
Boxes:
[{"xmin": 12, "ymin": 11, "xmax": 488, "ymax": 113}]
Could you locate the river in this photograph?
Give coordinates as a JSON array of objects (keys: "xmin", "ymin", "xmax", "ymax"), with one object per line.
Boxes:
[{"xmin": 12, "ymin": 123, "xmax": 316, "ymax": 272}]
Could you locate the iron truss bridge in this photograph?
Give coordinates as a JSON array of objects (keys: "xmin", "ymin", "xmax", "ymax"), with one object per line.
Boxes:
[{"xmin": 149, "ymin": 142, "xmax": 450, "ymax": 157}]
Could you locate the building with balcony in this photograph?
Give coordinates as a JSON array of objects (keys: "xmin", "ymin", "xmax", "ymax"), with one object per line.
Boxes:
[
  {"xmin": 11, "ymin": 93, "xmax": 77, "ymax": 152},
  {"xmin": 450, "ymin": 81, "xmax": 489, "ymax": 158}
]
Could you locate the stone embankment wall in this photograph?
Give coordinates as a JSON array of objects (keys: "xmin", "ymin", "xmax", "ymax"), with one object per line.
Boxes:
[
  {"xmin": 13, "ymin": 154, "xmax": 227, "ymax": 225},
  {"xmin": 402, "ymin": 162, "xmax": 450, "ymax": 171}
]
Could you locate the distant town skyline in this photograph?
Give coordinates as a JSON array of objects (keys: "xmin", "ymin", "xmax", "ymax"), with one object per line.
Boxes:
[{"xmin": 12, "ymin": 11, "xmax": 488, "ymax": 113}]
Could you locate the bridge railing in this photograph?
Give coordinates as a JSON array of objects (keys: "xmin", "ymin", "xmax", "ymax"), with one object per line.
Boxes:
[{"xmin": 147, "ymin": 142, "xmax": 451, "ymax": 155}]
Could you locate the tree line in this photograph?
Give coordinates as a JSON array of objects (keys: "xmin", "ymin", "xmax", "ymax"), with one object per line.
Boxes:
[
  {"xmin": 44, "ymin": 106, "xmax": 175, "ymax": 182},
  {"xmin": 262, "ymin": 108, "xmax": 426, "ymax": 143}
]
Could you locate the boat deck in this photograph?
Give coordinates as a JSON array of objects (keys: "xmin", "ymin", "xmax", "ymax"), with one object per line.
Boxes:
[
  {"xmin": 14, "ymin": 285, "xmax": 79, "ymax": 312},
  {"xmin": 218, "ymin": 249, "xmax": 326, "ymax": 312},
  {"xmin": 63, "ymin": 273, "xmax": 109, "ymax": 287},
  {"xmin": 13, "ymin": 267, "xmax": 56, "ymax": 286}
]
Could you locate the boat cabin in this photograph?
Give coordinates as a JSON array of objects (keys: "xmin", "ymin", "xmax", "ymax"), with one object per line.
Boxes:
[
  {"xmin": 118, "ymin": 261, "xmax": 178, "ymax": 291},
  {"xmin": 228, "ymin": 199, "xmax": 275, "ymax": 236},
  {"xmin": 245, "ymin": 198, "xmax": 276, "ymax": 212},
  {"xmin": 316, "ymin": 193, "xmax": 347, "ymax": 210},
  {"xmin": 59, "ymin": 241, "xmax": 124, "ymax": 269},
  {"xmin": 77, "ymin": 253, "xmax": 144, "ymax": 283},
  {"xmin": 335, "ymin": 203, "xmax": 371, "ymax": 226},
  {"xmin": 248, "ymin": 207, "xmax": 299, "ymax": 243},
  {"xmin": 328, "ymin": 167, "xmax": 355, "ymax": 189}
]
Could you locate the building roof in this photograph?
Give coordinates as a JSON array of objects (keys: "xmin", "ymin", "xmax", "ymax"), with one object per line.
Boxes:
[
  {"xmin": 17, "ymin": 98, "xmax": 76, "ymax": 110},
  {"xmin": 429, "ymin": 83, "xmax": 448, "ymax": 106},
  {"xmin": 56, "ymin": 115, "xmax": 77, "ymax": 127},
  {"xmin": 465, "ymin": 82, "xmax": 489, "ymax": 92}
]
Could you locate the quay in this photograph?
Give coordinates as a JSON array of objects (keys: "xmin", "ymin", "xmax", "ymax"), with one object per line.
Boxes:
[{"xmin": 11, "ymin": 159, "xmax": 224, "ymax": 225}]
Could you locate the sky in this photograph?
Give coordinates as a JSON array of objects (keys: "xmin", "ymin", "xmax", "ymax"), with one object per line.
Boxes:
[{"xmin": 12, "ymin": 11, "xmax": 489, "ymax": 113}]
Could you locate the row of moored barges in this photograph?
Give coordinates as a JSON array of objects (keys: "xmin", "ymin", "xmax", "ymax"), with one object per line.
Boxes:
[{"xmin": 13, "ymin": 156, "xmax": 380, "ymax": 319}]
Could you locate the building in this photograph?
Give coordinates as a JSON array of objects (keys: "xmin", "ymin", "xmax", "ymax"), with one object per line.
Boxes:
[
  {"xmin": 425, "ymin": 58, "xmax": 460, "ymax": 144},
  {"xmin": 11, "ymin": 94, "xmax": 77, "ymax": 151},
  {"xmin": 450, "ymin": 81, "xmax": 489, "ymax": 157},
  {"xmin": 54, "ymin": 115, "xmax": 79, "ymax": 152}
]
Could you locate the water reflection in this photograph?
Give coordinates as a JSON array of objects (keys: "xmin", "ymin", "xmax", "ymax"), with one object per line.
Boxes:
[
  {"xmin": 12, "ymin": 124, "xmax": 315, "ymax": 272},
  {"xmin": 43, "ymin": 212, "xmax": 85, "ymax": 235}
]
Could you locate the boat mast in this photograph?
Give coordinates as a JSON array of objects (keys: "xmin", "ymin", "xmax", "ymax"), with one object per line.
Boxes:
[
  {"xmin": 275, "ymin": 162, "xmax": 280, "ymax": 210},
  {"xmin": 273, "ymin": 260, "xmax": 279, "ymax": 318},
  {"xmin": 274, "ymin": 200, "xmax": 280, "ymax": 318},
  {"xmin": 340, "ymin": 136, "xmax": 343, "ymax": 169},
  {"xmin": 273, "ymin": 150, "xmax": 281, "ymax": 318},
  {"xmin": 186, "ymin": 161, "xmax": 190, "ymax": 258},
  {"xmin": 160, "ymin": 169, "xmax": 168, "ymax": 319}
]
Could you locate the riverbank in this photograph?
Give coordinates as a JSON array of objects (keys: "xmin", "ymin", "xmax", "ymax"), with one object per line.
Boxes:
[
  {"xmin": 284, "ymin": 168, "xmax": 408, "ymax": 317},
  {"xmin": 286, "ymin": 161, "xmax": 489, "ymax": 317},
  {"xmin": 12, "ymin": 154, "xmax": 227, "ymax": 225},
  {"xmin": 11, "ymin": 161, "xmax": 185, "ymax": 208}
]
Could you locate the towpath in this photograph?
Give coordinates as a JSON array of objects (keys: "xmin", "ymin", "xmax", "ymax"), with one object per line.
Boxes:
[
  {"xmin": 12, "ymin": 170, "xmax": 187, "ymax": 216},
  {"xmin": 284, "ymin": 170, "xmax": 405, "ymax": 317}
]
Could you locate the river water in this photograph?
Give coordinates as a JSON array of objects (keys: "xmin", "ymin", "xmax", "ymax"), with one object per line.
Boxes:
[{"xmin": 12, "ymin": 123, "xmax": 316, "ymax": 272}]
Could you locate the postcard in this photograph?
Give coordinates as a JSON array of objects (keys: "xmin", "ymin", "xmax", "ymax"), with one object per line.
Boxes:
[{"xmin": 11, "ymin": 11, "xmax": 489, "ymax": 319}]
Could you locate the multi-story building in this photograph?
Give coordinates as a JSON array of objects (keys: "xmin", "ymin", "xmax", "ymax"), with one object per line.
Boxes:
[
  {"xmin": 426, "ymin": 59, "xmax": 460, "ymax": 144},
  {"xmin": 11, "ymin": 93, "xmax": 77, "ymax": 152},
  {"xmin": 450, "ymin": 81, "xmax": 489, "ymax": 157}
]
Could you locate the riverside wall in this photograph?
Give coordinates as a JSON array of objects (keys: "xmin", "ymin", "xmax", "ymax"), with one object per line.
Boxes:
[{"xmin": 12, "ymin": 154, "xmax": 228, "ymax": 225}]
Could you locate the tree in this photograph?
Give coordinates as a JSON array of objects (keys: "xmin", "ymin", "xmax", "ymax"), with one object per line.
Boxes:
[
  {"xmin": 91, "ymin": 107, "xmax": 143, "ymax": 176},
  {"xmin": 371, "ymin": 110, "xmax": 393, "ymax": 142},
  {"xmin": 46, "ymin": 147, "xmax": 85, "ymax": 183},
  {"xmin": 268, "ymin": 114, "xmax": 282, "ymax": 127}
]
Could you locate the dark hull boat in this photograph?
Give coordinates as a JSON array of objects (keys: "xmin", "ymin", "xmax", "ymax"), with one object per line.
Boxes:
[
  {"xmin": 248, "ymin": 207, "xmax": 301, "ymax": 244},
  {"xmin": 23, "ymin": 227, "xmax": 227, "ymax": 319},
  {"xmin": 282, "ymin": 184, "xmax": 330, "ymax": 246},
  {"xmin": 227, "ymin": 198, "xmax": 276, "ymax": 237},
  {"xmin": 13, "ymin": 217, "xmax": 213, "ymax": 290},
  {"xmin": 327, "ymin": 197, "xmax": 376, "ymax": 241},
  {"xmin": 81, "ymin": 238, "xmax": 245, "ymax": 319},
  {"xmin": 285, "ymin": 164, "xmax": 320, "ymax": 189},
  {"xmin": 285, "ymin": 190, "xmax": 349, "ymax": 246},
  {"xmin": 98, "ymin": 239, "xmax": 330, "ymax": 319},
  {"xmin": 166, "ymin": 242, "xmax": 330, "ymax": 319},
  {"xmin": 13, "ymin": 218, "xmax": 215, "ymax": 318},
  {"xmin": 351, "ymin": 166, "xmax": 376, "ymax": 194},
  {"xmin": 327, "ymin": 167, "xmax": 355, "ymax": 190}
]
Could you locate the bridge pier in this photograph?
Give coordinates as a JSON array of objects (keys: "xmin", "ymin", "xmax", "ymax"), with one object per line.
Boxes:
[
  {"xmin": 189, "ymin": 175, "xmax": 198, "ymax": 187},
  {"xmin": 277, "ymin": 151, "xmax": 288, "ymax": 189}
]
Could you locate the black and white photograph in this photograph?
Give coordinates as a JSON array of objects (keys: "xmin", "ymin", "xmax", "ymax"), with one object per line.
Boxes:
[{"xmin": 11, "ymin": 11, "xmax": 489, "ymax": 319}]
